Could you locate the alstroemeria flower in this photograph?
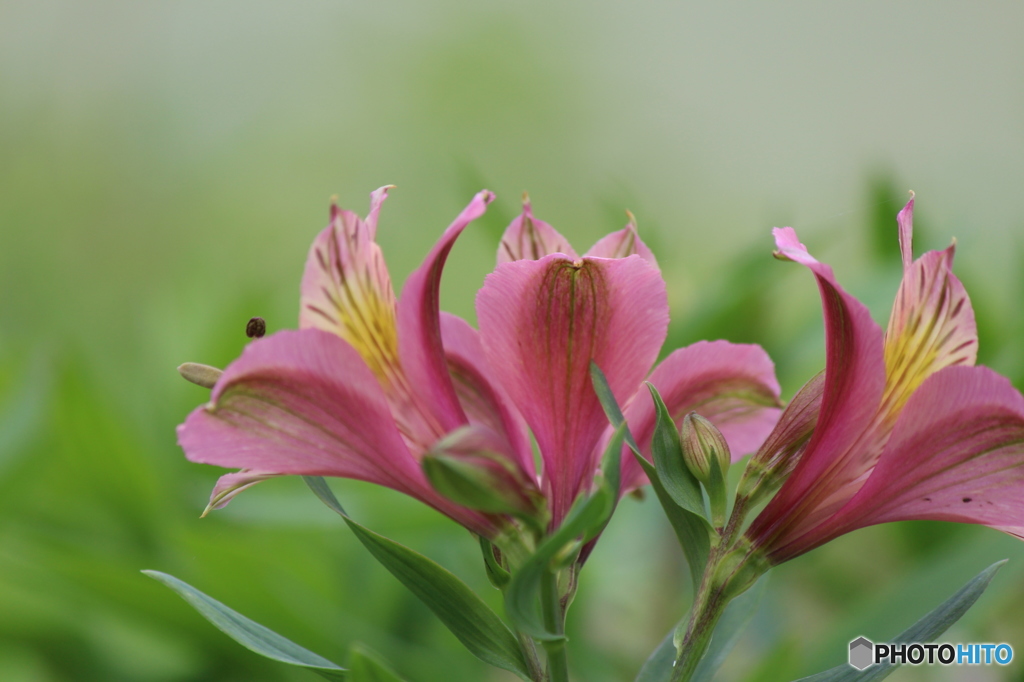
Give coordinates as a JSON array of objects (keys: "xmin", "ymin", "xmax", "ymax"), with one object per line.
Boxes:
[
  {"xmin": 178, "ymin": 187, "xmax": 535, "ymax": 538},
  {"xmin": 478, "ymin": 201, "xmax": 783, "ymax": 526},
  {"xmin": 746, "ymin": 196, "xmax": 1024, "ymax": 564}
]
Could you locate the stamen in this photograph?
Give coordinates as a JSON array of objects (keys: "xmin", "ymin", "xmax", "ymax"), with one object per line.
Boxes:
[{"xmin": 178, "ymin": 362, "xmax": 223, "ymax": 389}]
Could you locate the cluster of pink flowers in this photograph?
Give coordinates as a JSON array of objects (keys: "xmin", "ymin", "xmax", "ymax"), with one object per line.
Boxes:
[
  {"xmin": 178, "ymin": 188, "xmax": 1024, "ymax": 562},
  {"xmin": 178, "ymin": 187, "xmax": 780, "ymax": 539}
]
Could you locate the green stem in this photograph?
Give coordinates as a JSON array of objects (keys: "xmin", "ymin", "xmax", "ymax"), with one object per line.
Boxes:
[
  {"xmin": 517, "ymin": 630, "xmax": 545, "ymax": 682},
  {"xmin": 670, "ymin": 495, "xmax": 759, "ymax": 682},
  {"xmin": 541, "ymin": 569, "xmax": 569, "ymax": 682},
  {"xmin": 669, "ymin": 578, "xmax": 728, "ymax": 682}
]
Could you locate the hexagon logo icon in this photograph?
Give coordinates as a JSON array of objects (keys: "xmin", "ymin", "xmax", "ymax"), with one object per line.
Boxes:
[{"xmin": 849, "ymin": 637, "xmax": 874, "ymax": 670}]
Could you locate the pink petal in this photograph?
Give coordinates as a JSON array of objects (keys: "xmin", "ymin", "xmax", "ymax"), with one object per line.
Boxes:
[
  {"xmin": 203, "ymin": 469, "xmax": 280, "ymax": 514},
  {"xmin": 364, "ymin": 185, "xmax": 393, "ymax": 236},
  {"xmin": 744, "ymin": 371, "xmax": 826, "ymax": 491},
  {"xmin": 396, "ymin": 190, "xmax": 495, "ymax": 435},
  {"xmin": 829, "ymin": 366, "xmax": 1024, "ymax": 545},
  {"xmin": 477, "ymin": 254, "xmax": 668, "ymax": 525},
  {"xmin": 748, "ymin": 229, "xmax": 887, "ymax": 547},
  {"xmin": 496, "ymin": 199, "xmax": 578, "ymax": 264},
  {"xmin": 583, "ymin": 217, "xmax": 659, "ymax": 270},
  {"xmin": 299, "ymin": 187, "xmax": 400, "ymax": 383},
  {"xmin": 440, "ymin": 312, "xmax": 536, "ymax": 480},
  {"xmin": 618, "ymin": 341, "xmax": 783, "ymax": 491},
  {"xmin": 177, "ymin": 329, "xmax": 496, "ymax": 535},
  {"xmin": 179, "ymin": 329, "xmax": 420, "ymax": 484}
]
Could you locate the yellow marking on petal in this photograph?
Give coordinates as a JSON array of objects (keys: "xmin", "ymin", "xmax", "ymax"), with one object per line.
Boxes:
[
  {"xmin": 302, "ymin": 210, "xmax": 401, "ymax": 385},
  {"xmin": 881, "ymin": 248, "xmax": 977, "ymax": 421},
  {"xmin": 335, "ymin": 287, "xmax": 400, "ymax": 382}
]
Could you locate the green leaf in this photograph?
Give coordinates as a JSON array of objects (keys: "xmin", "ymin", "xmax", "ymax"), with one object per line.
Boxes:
[
  {"xmin": 588, "ymin": 421, "xmax": 629, "ymax": 542},
  {"xmin": 142, "ymin": 570, "xmax": 347, "ymax": 681},
  {"xmin": 646, "ymin": 384, "xmax": 706, "ymax": 517},
  {"xmin": 302, "ymin": 477, "xmax": 531, "ymax": 680},
  {"xmin": 632, "ymin": 453, "xmax": 711, "ymax": 595},
  {"xmin": 349, "ymin": 643, "xmax": 407, "ymax": 682},
  {"xmin": 505, "ymin": 488, "xmax": 613, "ymax": 640},
  {"xmin": 590, "ymin": 362, "xmax": 625, "ymax": 498},
  {"xmin": 635, "ymin": 575, "xmax": 767, "ymax": 682},
  {"xmin": 793, "ymin": 560, "xmax": 1007, "ymax": 682},
  {"xmin": 591, "ymin": 363, "xmax": 707, "ymax": 556}
]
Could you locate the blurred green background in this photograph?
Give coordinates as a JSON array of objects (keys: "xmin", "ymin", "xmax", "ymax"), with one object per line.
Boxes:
[{"xmin": 3, "ymin": 1, "xmax": 1024, "ymax": 680}]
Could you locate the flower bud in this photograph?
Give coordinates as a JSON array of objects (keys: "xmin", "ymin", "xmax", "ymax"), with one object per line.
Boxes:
[
  {"xmin": 423, "ymin": 426, "xmax": 545, "ymax": 524},
  {"xmin": 679, "ymin": 412, "xmax": 731, "ymax": 486}
]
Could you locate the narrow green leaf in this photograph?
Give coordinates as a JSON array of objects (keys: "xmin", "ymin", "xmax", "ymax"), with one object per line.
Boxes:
[
  {"xmin": 590, "ymin": 362, "xmax": 642, "ymax": 461},
  {"xmin": 794, "ymin": 560, "xmax": 1007, "ymax": 682},
  {"xmin": 505, "ymin": 488, "xmax": 613, "ymax": 640},
  {"xmin": 591, "ymin": 361, "xmax": 637, "ymax": 501},
  {"xmin": 633, "ymin": 453, "xmax": 711, "ymax": 594},
  {"xmin": 589, "ymin": 421, "xmax": 629, "ymax": 540},
  {"xmin": 304, "ymin": 475, "xmax": 348, "ymax": 515},
  {"xmin": 589, "ymin": 366, "xmax": 711, "ymax": 589},
  {"xmin": 635, "ymin": 576, "xmax": 767, "ymax": 682},
  {"xmin": 302, "ymin": 477, "xmax": 531, "ymax": 680},
  {"xmin": 586, "ymin": 363, "xmax": 640, "ymax": 551},
  {"xmin": 590, "ymin": 361, "xmax": 625, "ymax": 427},
  {"xmin": 349, "ymin": 643, "xmax": 407, "ymax": 682},
  {"xmin": 647, "ymin": 384, "xmax": 706, "ymax": 517},
  {"xmin": 142, "ymin": 570, "xmax": 347, "ymax": 681},
  {"xmin": 705, "ymin": 452, "xmax": 728, "ymax": 527}
]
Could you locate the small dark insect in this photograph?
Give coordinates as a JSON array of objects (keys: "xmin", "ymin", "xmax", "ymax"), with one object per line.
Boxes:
[
  {"xmin": 962, "ymin": 497, "xmax": 973, "ymax": 503},
  {"xmin": 246, "ymin": 316, "xmax": 267, "ymax": 338}
]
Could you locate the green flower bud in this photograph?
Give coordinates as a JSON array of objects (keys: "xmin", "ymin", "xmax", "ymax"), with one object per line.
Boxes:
[
  {"xmin": 423, "ymin": 426, "xmax": 546, "ymax": 526},
  {"xmin": 680, "ymin": 412, "xmax": 731, "ymax": 528},
  {"xmin": 679, "ymin": 412, "xmax": 731, "ymax": 486}
]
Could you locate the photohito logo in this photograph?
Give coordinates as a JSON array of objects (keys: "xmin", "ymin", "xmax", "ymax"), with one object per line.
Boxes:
[{"xmin": 848, "ymin": 637, "xmax": 1013, "ymax": 670}]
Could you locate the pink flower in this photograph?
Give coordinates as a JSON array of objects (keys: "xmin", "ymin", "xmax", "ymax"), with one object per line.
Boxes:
[
  {"xmin": 480, "ymin": 200, "xmax": 782, "ymax": 526},
  {"xmin": 178, "ymin": 188, "xmax": 783, "ymax": 535},
  {"xmin": 746, "ymin": 195, "xmax": 1024, "ymax": 563},
  {"xmin": 179, "ymin": 187, "xmax": 528, "ymax": 537}
]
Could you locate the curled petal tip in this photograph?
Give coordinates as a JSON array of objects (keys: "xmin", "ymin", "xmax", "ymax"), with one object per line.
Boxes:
[
  {"xmin": 772, "ymin": 227, "xmax": 818, "ymax": 266},
  {"xmin": 897, "ymin": 195, "xmax": 916, "ymax": 270}
]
